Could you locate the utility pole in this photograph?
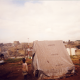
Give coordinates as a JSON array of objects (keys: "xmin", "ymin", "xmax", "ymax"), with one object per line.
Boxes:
[{"xmin": 28, "ymin": 38, "xmax": 29, "ymax": 58}]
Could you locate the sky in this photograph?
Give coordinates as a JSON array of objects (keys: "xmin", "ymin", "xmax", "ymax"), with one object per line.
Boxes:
[{"xmin": 0, "ymin": 0, "xmax": 80, "ymax": 43}]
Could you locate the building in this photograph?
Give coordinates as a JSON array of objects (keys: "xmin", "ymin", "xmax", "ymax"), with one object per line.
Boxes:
[
  {"xmin": 67, "ymin": 48, "xmax": 76, "ymax": 55},
  {"xmin": 74, "ymin": 40, "xmax": 80, "ymax": 45},
  {"xmin": 75, "ymin": 49, "xmax": 80, "ymax": 55},
  {"xmin": 14, "ymin": 41, "xmax": 20, "ymax": 46}
]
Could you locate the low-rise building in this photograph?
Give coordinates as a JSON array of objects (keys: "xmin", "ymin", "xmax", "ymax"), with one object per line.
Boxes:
[
  {"xmin": 74, "ymin": 40, "xmax": 80, "ymax": 45},
  {"xmin": 75, "ymin": 49, "xmax": 80, "ymax": 55}
]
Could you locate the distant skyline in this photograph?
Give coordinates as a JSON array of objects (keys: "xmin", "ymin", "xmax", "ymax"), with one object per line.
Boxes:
[{"xmin": 0, "ymin": 0, "xmax": 80, "ymax": 43}]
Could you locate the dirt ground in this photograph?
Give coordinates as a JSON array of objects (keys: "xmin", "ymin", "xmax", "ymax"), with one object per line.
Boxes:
[{"xmin": 0, "ymin": 59, "xmax": 80, "ymax": 80}]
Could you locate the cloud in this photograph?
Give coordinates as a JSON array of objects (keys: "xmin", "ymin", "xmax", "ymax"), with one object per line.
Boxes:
[
  {"xmin": 45, "ymin": 28, "xmax": 52, "ymax": 32},
  {"xmin": 0, "ymin": 0, "xmax": 80, "ymax": 43}
]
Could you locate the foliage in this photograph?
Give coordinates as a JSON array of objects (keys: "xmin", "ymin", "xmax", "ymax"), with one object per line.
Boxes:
[
  {"xmin": 70, "ymin": 55, "xmax": 78, "ymax": 59},
  {"xmin": 27, "ymin": 60, "xmax": 32, "ymax": 64},
  {"xmin": 5, "ymin": 58, "xmax": 22, "ymax": 63}
]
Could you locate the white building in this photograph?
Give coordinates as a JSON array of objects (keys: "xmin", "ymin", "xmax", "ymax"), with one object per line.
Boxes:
[{"xmin": 66, "ymin": 48, "xmax": 76, "ymax": 55}]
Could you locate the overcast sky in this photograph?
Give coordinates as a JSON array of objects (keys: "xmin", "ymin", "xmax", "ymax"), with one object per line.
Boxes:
[{"xmin": 0, "ymin": 0, "xmax": 80, "ymax": 43}]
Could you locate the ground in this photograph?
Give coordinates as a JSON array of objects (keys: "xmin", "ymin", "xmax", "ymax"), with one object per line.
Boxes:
[{"xmin": 0, "ymin": 58, "xmax": 80, "ymax": 80}]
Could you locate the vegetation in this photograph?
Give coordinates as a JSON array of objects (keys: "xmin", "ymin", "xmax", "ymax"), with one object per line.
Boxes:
[
  {"xmin": 5, "ymin": 58, "xmax": 22, "ymax": 63},
  {"xmin": 27, "ymin": 60, "xmax": 32, "ymax": 64},
  {"xmin": 70, "ymin": 55, "xmax": 78, "ymax": 59},
  {"xmin": 70, "ymin": 55, "xmax": 80, "ymax": 66},
  {"xmin": 4, "ymin": 58, "xmax": 32, "ymax": 65}
]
